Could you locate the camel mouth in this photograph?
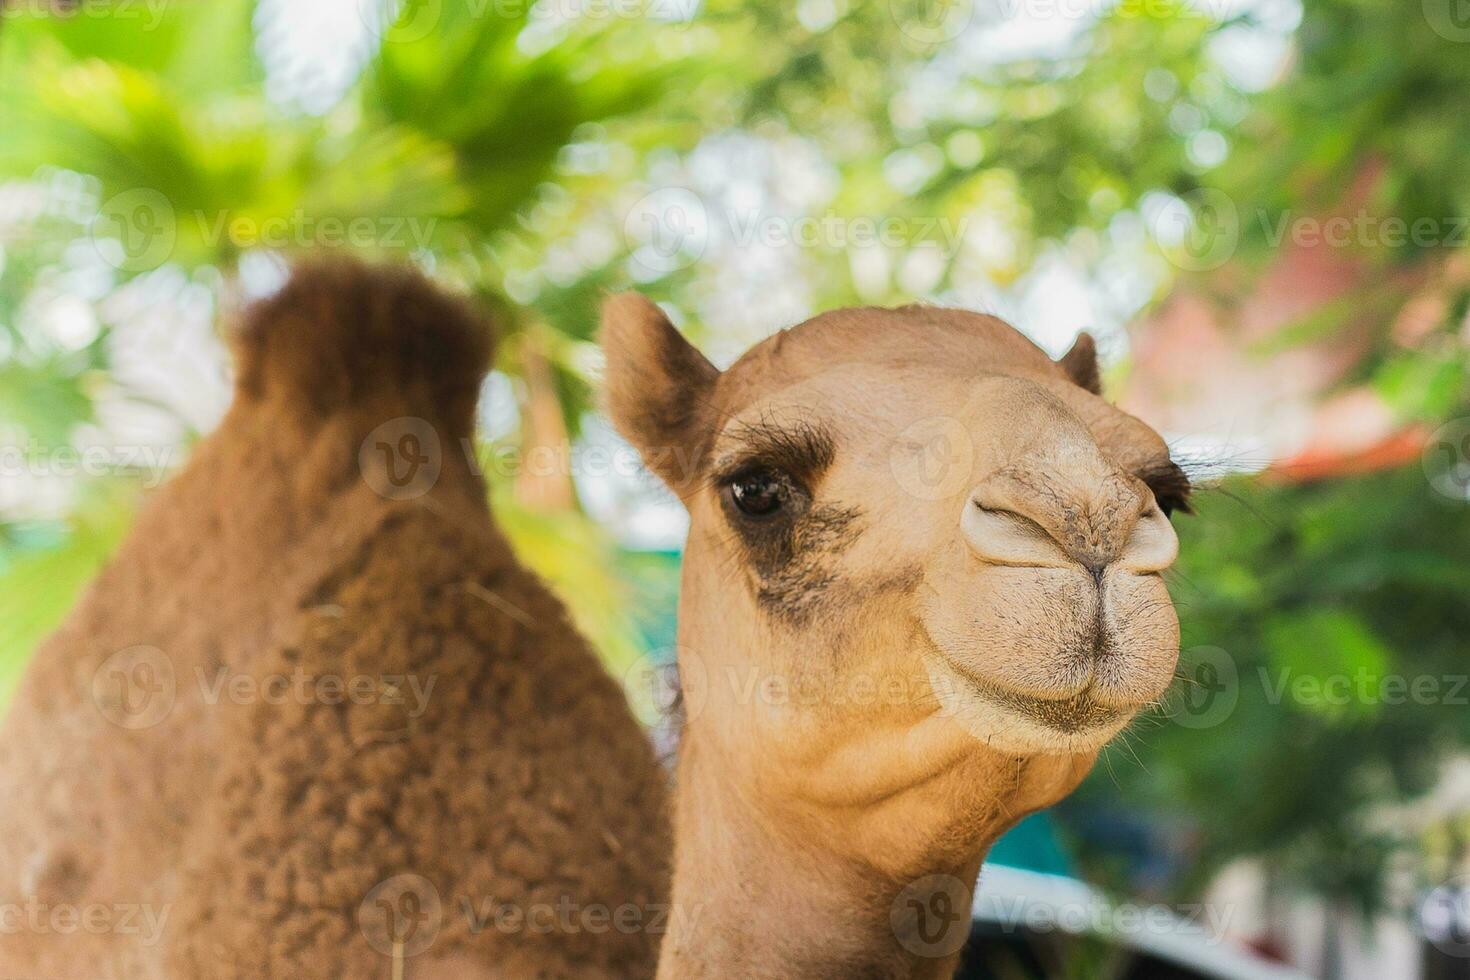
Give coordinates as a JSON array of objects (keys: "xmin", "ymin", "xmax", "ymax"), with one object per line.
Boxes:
[
  {"xmin": 961, "ymin": 673, "xmax": 1132, "ymax": 734},
  {"xmin": 917, "ymin": 640, "xmax": 1145, "ymax": 752},
  {"xmin": 914, "ymin": 607, "xmax": 1170, "ymax": 753},
  {"xmin": 939, "ymin": 660, "xmax": 1135, "ymax": 734}
]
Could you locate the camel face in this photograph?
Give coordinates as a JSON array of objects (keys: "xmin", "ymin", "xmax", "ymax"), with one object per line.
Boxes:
[
  {"xmin": 896, "ymin": 373, "xmax": 1182, "ymax": 755},
  {"xmin": 603, "ymin": 297, "xmax": 1190, "ymax": 797}
]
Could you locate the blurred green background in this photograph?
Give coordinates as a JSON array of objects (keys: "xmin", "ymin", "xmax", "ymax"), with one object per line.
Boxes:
[{"xmin": 1, "ymin": 0, "xmax": 1468, "ymax": 976}]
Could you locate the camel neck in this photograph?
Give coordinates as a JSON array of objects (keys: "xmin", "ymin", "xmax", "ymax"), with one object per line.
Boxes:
[{"xmin": 657, "ymin": 733, "xmax": 986, "ymax": 980}]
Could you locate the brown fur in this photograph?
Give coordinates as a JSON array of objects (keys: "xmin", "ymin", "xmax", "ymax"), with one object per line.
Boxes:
[{"xmin": 0, "ymin": 260, "xmax": 669, "ymax": 978}]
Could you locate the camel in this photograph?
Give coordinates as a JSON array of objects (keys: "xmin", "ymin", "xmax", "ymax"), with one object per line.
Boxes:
[
  {"xmin": 600, "ymin": 294, "xmax": 1192, "ymax": 978},
  {"xmin": 0, "ymin": 260, "xmax": 670, "ymax": 978}
]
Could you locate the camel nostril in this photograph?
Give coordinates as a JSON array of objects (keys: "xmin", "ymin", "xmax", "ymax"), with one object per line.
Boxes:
[{"xmin": 961, "ymin": 493, "xmax": 1071, "ymax": 568}]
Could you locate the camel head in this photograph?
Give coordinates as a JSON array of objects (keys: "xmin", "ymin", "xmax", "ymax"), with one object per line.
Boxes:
[{"xmin": 602, "ymin": 295, "xmax": 1189, "ymax": 884}]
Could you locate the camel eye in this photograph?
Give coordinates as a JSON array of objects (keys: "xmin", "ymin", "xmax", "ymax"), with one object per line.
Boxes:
[{"xmin": 728, "ymin": 468, "xmax": 789, "ymax": 518}]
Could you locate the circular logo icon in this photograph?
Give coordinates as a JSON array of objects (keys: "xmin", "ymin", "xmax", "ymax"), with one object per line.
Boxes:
[
  {"xmin": 1170, "ymin": 645, "xmax": 1239, "ymax": 729},
  {"xmin": 1422, "ymin": 875, "xmax": 1470, "ymax": 957},
  {"xmin": 91, "ymin": 189, "xmax": 177, "ymax": 273},
  {"xmin": 360, "ymin": 417, "xmax": 442, "ymax": 501},
  {"xmin": 890, "ymin": 416, "xmax": 976, "ymax": 502},
  {"xmin": 621, "ymin": 652, "xmax": 680, "ymax": 727},
  {"xmin": 92, "ymin": 645, "xmax": 176, "ymax": 729},
  {"xmin": 1423, "ymin": 418, "xmax": 1470, "ymax": 502},
  {"xmin": 622, "ymin": 187, "xmax": 709, "ymax": 276},
  {"xmin": 1150, "ymin": 188, "xmax": 1239, "ymax": 272},
  {"xmin": 1424, "ymin": 0, "xmax": 1470, "ymax": 42},
  {"xmin": 360, "ymin": 0, "xmax": 442, "ymax": 44},
  {"xmin": 358, "ymin": 873, "xmax": 443, "ymax": 958},
  {"xmin": 621, "ymin": 646, "xmax": 710, "ymax": 725},
  {"xmin": 892, "ymin": 0, "xmax": 974, "ymax": 46},
  {"xmin": 891, "ymin": 873, "xmax": 972, "ymax": 958}
]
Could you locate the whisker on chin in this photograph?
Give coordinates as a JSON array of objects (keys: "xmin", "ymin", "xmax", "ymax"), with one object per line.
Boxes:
[
  {"xmin": 1162, "ymin": 567, "xmax": 1206, "ymax": 598},
  {"xmin": 1114, "ymin": 728, "xmax": 1150, "ymax": 774},
  {"xmin": 1099, "ymin": 744, "xmax": 1123, "ymax": 788}
]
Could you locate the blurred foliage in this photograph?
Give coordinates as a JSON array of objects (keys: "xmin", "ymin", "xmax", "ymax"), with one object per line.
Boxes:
[
  {"xmin": 0, "ymin": 0, "xmax": 1467, "ymax": 930},
  {"xmin": 1058, "ymin": 0, "xmax": 1470, "ymax": 918},
  {"xmin": 0, "ymin": 0, "xmax": 679, "ymax": 697},
  {"xmin": 1073, "ymin": 469, "xmax": 1470, "ymax": 915},
  {"xmin": 1218, "ymin": 1, "xmax": 1470, "ymax": 260}
]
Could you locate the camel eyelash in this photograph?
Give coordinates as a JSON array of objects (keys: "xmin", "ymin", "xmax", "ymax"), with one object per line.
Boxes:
[
  {"xmin": 711, "ymin": 419, "xmax": 836, "ymax": 488},
  {"xmin": 1139, "ymin": 460, "xmax": 1194, "ymax": 517}
]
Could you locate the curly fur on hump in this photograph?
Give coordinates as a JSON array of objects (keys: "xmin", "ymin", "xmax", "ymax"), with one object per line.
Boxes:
[{"xmin": 0, "ymin": 259, "xmax": 670, "ymax": 979}]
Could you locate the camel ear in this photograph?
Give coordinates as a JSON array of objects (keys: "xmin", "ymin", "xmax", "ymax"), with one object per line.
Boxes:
[
  {"xmin": 1058, "ymin": 332, "xmax": 1102, "ymax": 395},
  {"xmin": 600, "ymin": 293, "xmax": 719, "ymax": 494}
]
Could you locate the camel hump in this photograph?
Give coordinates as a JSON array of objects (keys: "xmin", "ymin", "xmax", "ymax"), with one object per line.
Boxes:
[{"xmin": 231, "ymin": 257, "xmax": 494, "ymax": 435}]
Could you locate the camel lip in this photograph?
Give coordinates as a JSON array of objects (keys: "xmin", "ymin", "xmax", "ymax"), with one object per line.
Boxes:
[
  {"xmin": 912, "ymin": 622, "xmax": 1144, "ymax": 736},
  {"xmin": 936, "ymin": 657, "xmax": 1138, "ymax": 735}
]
